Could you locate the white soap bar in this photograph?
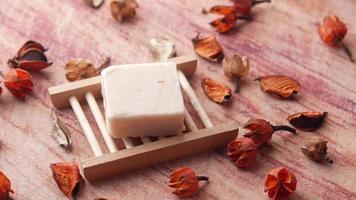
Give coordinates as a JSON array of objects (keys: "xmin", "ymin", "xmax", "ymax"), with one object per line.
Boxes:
[{"xmin": 101, "ymin": 62, "xmax": 185, "ymax": 138}]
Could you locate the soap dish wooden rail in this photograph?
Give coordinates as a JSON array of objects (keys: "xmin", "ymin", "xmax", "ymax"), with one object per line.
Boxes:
[{"xmin": 48, "ymin": 55, "xmax": 238, "ymax": 181}]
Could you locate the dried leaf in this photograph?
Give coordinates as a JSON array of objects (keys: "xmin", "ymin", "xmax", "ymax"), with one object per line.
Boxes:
[
  {"xmin": 301, "ymin": 136, "xmax": 332, "ymax": 163},
  {"xmin": 0, "ymin": 171, "xmax": 14, "ymax": 200},
  {"xmin": 85, "ymin": 0, "xmax": 105, "ymax": 8},
  {"xmin": 51, "ymin": 108, "xmax": 72, "ymax": 149},
  {"xmin": 110, "ymin": 0, "xmax": 138, "ymax": 22},
  {"xmin": 192, "ymin": 34, "xmax": 224, "ymax": 62},
  {"xmin": 202, "ymin": 78, "xmax": 232, "ymax": 103},
  {"xmin": 255, "ymin": 75, "xmax": 301, "ymax": 98},
  {"xmin": 149, "ymin": 37, "xmax": 176, "ymax": 61},
  {"xmin": 287, "ymin": 112, "xmax": 327, "ymax": 131},
  {"xmin": 65, "ymin": 57, "xmax": 110, "ymax": 82},
  {"xmin": 50, "ymin": 162, "xmax": 82, "ymax": 199}
]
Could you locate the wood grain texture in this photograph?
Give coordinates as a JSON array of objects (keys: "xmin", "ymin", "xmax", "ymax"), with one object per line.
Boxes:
[{"xmin": 0, "ymin": 0, "xmax": 355, "ymax": 199}]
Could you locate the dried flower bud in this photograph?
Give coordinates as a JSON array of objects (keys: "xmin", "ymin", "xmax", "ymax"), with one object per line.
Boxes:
[
  {"xmin": 8, "ymin": 40, "xmax": 52, "ymax": 71},
  {"xmin": 301, "ymin": 137, "xmax": 332, "ymax": 163},
  {"xmin": 264, "ymin": 167, "xmax": 297, "ymax": 200},
  {"xmin": 149, "ymin": 37, "xmax": 176, "ymax": 61},
  {"xmin": 0, "ymin": 171, "xmax": 14, "ymax": 200},
  {"xmin": 255, "ymin": 75, "xmax": 301, "ymax": 98},
  {"xmin": 65, "ymin": 57, "xmax": 111, "ymax": 82},
  {"xmin": 231, "ymin": 0, "xmax": 271, "ymax": 16},
  {"xmin": 84, "ymin": 0, "xmax": 105, "ymax": 8},
  {"xmin": 110, "ymin": 0, "xmax": 138, "ymax": 22},
  {"xmin": 243, "ymin": 118, "xmax": 296, "ymax": 146},
  {"xmin": 4, "ymin": 69, "xmax": 33, "ymax": 99},
  {"xmin": 287, "ymin": 112, "xmax": 327, "ymax": 131},
  {"xmin": 223, "ymin": 54, "xmax": 250, "ymax": 92},
  {"xmin": 192, "ymin": 34, "xmax": 224, "ymax": 62},
  {"xmin": 227, "ymin": 137, "xmax": 258, "ymax": 167},
  {"xmin": 168, "ymin": 167, "xmax": 209, "ymax": 198},
  {"xmin": 202, "ymin": 78, "xmax": 232, "ymax": 103},
  {"xmin": 318, "ymin": 16, "xmax": 353, "ymax": 62}
]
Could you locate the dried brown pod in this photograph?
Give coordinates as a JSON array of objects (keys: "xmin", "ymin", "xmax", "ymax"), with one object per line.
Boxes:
[
  {"xmin": 301, "ymin": 137, "xmax": 333, "ymax": 163},
  {"xmin": 192, "ymin": 34, "xmax": 224, "ymax": 62},
  {"xmin": 287, "ymin": 112, "xmax": 327, "ymax": 131},
  {"xmin": 85, "ymin": 0, "xmax": 105, "ymax": 8},
  {"xmin": 255, "ymin": 75, "xmax": 301, "ymax": 98},
  {"xmin": 223, "ymin": 54, "xmax": 250, "ymax": 92},
  {"xmin": 149, "ymin": 37, "xmax": 176, "ymax": 61},
  {"xmin": 65, "ymin": 57, "xmax": 111, "ymax": 82},
  {"xmin": 110, "ymin": 0, "xmax": 138, "ymax": 22},
  {"xmin": 202, "ymin": 78, "xmax": 232, "ymax": 103}
]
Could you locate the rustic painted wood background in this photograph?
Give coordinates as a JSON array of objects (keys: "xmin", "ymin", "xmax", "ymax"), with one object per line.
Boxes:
[{"xmin": 0, "ymin": 0, "xmax": 355, "ymax": 199}]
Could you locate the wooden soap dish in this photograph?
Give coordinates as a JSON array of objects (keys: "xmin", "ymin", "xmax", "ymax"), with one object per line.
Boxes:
[{"xmin": 48, "ymin": 55, "xmax": 238, "ymax": 181}]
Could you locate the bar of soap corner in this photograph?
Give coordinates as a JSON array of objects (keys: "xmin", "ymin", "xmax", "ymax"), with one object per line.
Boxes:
[{"xmin": 101, "ymin": 62, "xmax": 185, "ymax": 138}]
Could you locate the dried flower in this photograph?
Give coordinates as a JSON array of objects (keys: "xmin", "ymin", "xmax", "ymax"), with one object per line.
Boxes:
[
  {"xmin": 227, "ymin": 137, "xmax": 258, "ymax": 167},
  {"xmin": 202, "ymin": 78, "xmax": 232, "ymax": 103},
  {"xmin": 287, "ymin": 112, "xmax": 327, "ymax": 131},
  {"xmin": 168, "ymin": 167, "xmax": 209, "ymax": 198},
  {"xmin": 84, "ymin": 0, "xmax": 105, "ymax": 8},
  {"xmin": 51, "ymin": 108, "xmax": 72, "ymax": 149},
  {"xmin": 318, "ymin": 16, "xmax": 353, "ymax": 62},
  {"xmin": 110, "ymin": 0, "xmax": 138, "ymax": 22},
  {"xmin": 3, "ymin": 69, "xmax": 33, "ymax": 99},
  {"xmin": 264, "ymin": 167, "xmax": 297, "ymax": 200},
  {"xmin": 301, "ymin": 137, "xmax": 333, "ymax": 163},
  {"xmin": 243, "ymin": 118, "xmax": 296, "ymax": 145},
  {"xmin": 231, "ymin": 0, "xmax": 271, "ymax": 16},
  {"xmin": 223, "ymin": 54, "xmax": 250, "ymax": 92},
  {"xmin": 50, "ymin": 162, "xmax": 83, "ymax": 199},
  {"xmin": 192, "ymin": 34, "xmax": 224, "ymax": 62},
  {"xmin": 65, "ymin": 57, "xmax": 111, "ymax": 82},
  {"xmin": 149, "ymin": 37, "xmax": 176, "ymax": 61},
  {"xmin": 8, "ymin": 40, "xmax": 52, "ymax": 71},
  {"xmin": 255, "ymin": 75, "xmax": 301, "ymax": 98},
  {"xmin": 0, "ymin": 171, "xmax": 14, "ymax": 200}
]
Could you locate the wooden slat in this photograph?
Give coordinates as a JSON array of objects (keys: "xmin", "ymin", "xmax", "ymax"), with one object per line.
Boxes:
[{"xmin": 81, "ymin": 122, "xmax": 238, "ymax": 181}]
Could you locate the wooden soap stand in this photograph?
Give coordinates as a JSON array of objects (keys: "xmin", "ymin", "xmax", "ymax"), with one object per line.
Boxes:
[{"xmin": 48, "ymin": 55, "xmax": 239, "ymax": 181}]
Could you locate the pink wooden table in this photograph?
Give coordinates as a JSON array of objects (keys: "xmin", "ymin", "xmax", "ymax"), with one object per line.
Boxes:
[{"xmin": 0, "ymin": 0, "xmax": 355, "ymax": 199}]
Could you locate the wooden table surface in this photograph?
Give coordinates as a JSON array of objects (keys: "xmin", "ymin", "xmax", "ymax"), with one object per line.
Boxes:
[{"xmin": 1, "ymin": 0, "xmax": 356, "ymax": 199}]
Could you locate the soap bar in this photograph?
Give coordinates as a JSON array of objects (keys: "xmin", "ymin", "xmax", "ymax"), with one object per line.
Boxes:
[{"xmin": 101, "ymin": 62, "xmax": 185, "ymax": 138}]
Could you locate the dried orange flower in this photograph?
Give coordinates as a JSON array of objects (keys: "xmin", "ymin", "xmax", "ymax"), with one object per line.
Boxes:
[
  {"xmin": 318, "ymin": 16, "xmax": 353, "ymax": 62},
  {"xmin": 4, "ymin": 69, "xmax": 33, "ymax": 99},
  {"xmin": 255, "ymin": 75, "xmax": 301, "ymax": 98},
  {"xmin": 110, "ymin": 0, "xmax": 138, "ymax": 22},
  {"xmin": 202, "ymin": 78, "xmax": 232, "ymax": 103},
  {"xmin": 0, "ymin": 171, "xmax": 14, "ymax": 200},
  {"xmin": 243, "ymin": 118, "xmax": 296, "ymax": 146},
  {"xmin": 264, "ymin": 167, "xmax": 297, "ymax": 200},
  {"xmin": 227, "ymin": 137, "xmax": 258, "ymax": 167},
  {"xmin": 8, "ymin": 40, "xmax": 52, "ymax": 71},
  {"xmin": 223, "ymin": 54, "xmax": 250, "ymax": 92},
  {"xmin": 192, "ymin": 34, "xmax": 224, "ymax": 62},
  {"xmin": 301, "ymin": 137, "xmax": 333, "ymax": 163},
  {"xmin": 50, "ymin": 162, "xmax": 83, "ymax": 199},
  {"xmin": 168, "ymin": 167, "xmax": 209, "ymax": 198},
  {"xmin": 232, "ymin": 0, "xmax": 271, "ymax": 16},
  {"xmin": 209, "ymin": 6, "xmax": 251, "ymax": 33},
  {"xmin": 287, "ymin": 111, "xmax": 327, "ymax": 131},
  {"xmin": 65, "ymin": 57, "xmax": 110, "ymax": 82}
]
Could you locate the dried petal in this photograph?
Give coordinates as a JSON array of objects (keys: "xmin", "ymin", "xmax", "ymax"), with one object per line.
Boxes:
[
  {"xmin": 51, "ymin": 108, "xmax": 72, "ymax": 149},
  {"xmin": 4, "ymin": 69, "xmax": 33, "ymax": 99},
  {"xmin": 287, "ymin": 112, "xmax": 327, "ymax": 131},
  {"xmin": 85, "ymin": 0, "xmax": 105, "ymax": 8},
  {"xmin": 202, "ymin": 78, "xmax": 232, "ymax": 103},
  {"xmin": 65, "ymin": 60, "xmax": 98, "ymax": 82},
  {"xmin": 192, "ymin": 34, "xmax": 224, "ymax": 62},
  {"xmin": 0, "ymin": 171, "xmax": 14, "ymax": 200},
  {"xmin": 110, "ymin": 0, "xmax": 138, "ymax": 22},
  {"xmin": 301, "ymin": 137, "xmax": 332, "ymax": 163},
  {"xmin": 227, "ymin": 137, "xmax": 258, "ymax": 167},
  {"xmin": 17, "ymin": 40, "xmax": 46, "ymax": 57},
  {"xmin": 149, "ymin": 37, "xmax": 176, "ymax": 61},
  {"xmin": 256, "ymin": 75, "xmax": 301, "ymax": 98},
  {"xmin": 50, "ymin": 162, "xmax": 82, "ymax": 199},
  {"xmin": 264, "ymin": 167, "xmax": 297, "ymax": 200}
]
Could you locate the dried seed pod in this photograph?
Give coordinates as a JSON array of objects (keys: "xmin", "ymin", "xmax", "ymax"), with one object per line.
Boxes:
[
  {"xmin": 4, "ymin": 69, "xmax": 33, "ymax": 99},
  {"xmin": 255, "ymin": 75, "xmax": 301, "ymax": 98},
  {"xmin": 85, "ymin": 0, "xmax": 105, "ymax": 8},
  {"xmin": 202, "ymin": 78, "xmax": 232, "ymax": 103},
  {"xmin": 223, "ymin": 54, "xmax": 250, "ymax": 92},
  {"xmin": 232, "ymin": 0, "xmax": 271, "ymax": 16},
  {"xmin": 264, "ymin": 167, "xmax": 297, "ymax": 200},
  {"xmin": 192, "ymin": 34, "xmax": 224, "ymax": 62},
  {"xmin": 318, "ymin": 16, "xmax": 354, "ymax": 62},
  {"xmin": 227, "ymin": 137, "xmax": 258, "ymax": 167},
  {"xmin": 65, "ymin": 57, "xmax": 111, "ymax": 82},
  {"xmin": 0, "ymin": 171, "xmax": 14, "ymax": 200},
  {"xmin": 149, "ymin": 37, "xmax": 176, "ymax": 61},
  {"xmin": 168, "ymin": 167, "xmax": 209, "ymax": 198},
  {"xmin": 110, "ymin": 0, "xmax": 138, "ymax": 22},
  {"xmin": 243, "ymin": 118, "xmax": 296, "ymax": 146},
  {"xmin": 287, "ymin": 112, "xmax": 327, "ymax": 131},
  {"xmin": 301, "ymin": 137, "xmax": 332, "ymax": 163}
]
